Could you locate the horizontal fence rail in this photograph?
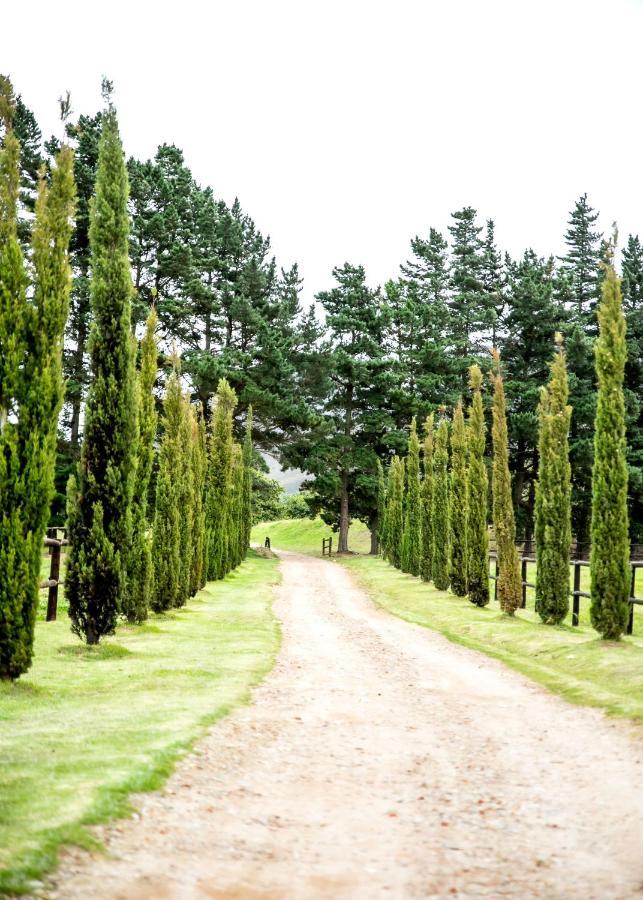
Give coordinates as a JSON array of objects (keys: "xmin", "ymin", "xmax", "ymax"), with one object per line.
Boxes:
[
  {"xmin": 41, "ymin": 528, "xmax": 68, "ymax": 621},
  {"xmin": 489, "ymin": 551, "xmax": 643, "ymax": 634}
]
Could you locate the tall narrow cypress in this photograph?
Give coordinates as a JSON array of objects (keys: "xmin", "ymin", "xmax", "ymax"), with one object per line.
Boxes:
[
  {"xmin": 432, "ymin": 419, "xmax": 450, "ymax": 591},
  {"xmin": 0, "ymin": 78, "xmax": 75, "ymax": 678},
  {"xmin": 535, "ymin": 335, "xmax": 572, "ymax": 625},
  {"xmin": 66, "ymin": 101, "xmax": 137, "ymax": 644},
  {"xmin": 242, "ymin": 408, "xmax": 253, "ymax": 556},
  {"xmin": 123, "ymin": 308, "xmax": 158, "ymax": 623},
  {"xmin": 419, "ymin": 414, "xmax": 434, "ymax": 583},
  {"xmin": 190, "ymin": 409, "xmax": 207, "ymax": 596},
  {"xmin": 401, "ymin": 418, "xmax": 421, "ymax": 575},
  {"xmin": 466, "ymin": 365, "xmax": 489, "ymax": 607},
  {"xmin": 376, "ymin": 459, "xmax": 386, "ymax": 555},
  {"xmin": 151, "ymin": 369, "xmax": 182, "ymax": 612},
  {"xmin": 490, "ymin": 350, "xmax": 522, "ymax": 615},
  {"xmin": 590, "ymin": 263, "xmax": 630, "ymax": 640},
  {"xmin": 386, "ymin": 457, "xmax": 404, "ymax": 569},
  {"xmin": 176, "ymin": 391, "xmax": 194, "ymax": 606},
  {"xmin": 205, "ymin": 378, "xmax": 236, "ymax": 581},
  {"xmin": 449, "ymin": 401, "xmax": 468, "ymax": 596}
]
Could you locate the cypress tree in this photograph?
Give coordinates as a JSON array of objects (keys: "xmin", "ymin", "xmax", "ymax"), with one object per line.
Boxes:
[
  {"xmin": 190, "ymin": 408, "xmax": 207, "ymax": 596},
  {"xmin": 66, "ymin": 99, "xmax": 137, "ymax": 645},
  {"xmin": 432, "ymin": 419, "xmax": 450, "ymax": 591},
  {"xmin": 228, "ymin": 443, "xmax": 244, "ymax": 571},
  {"xmin": 0, "ymin": 79, "xmax": 75, "ymax": 678},
  {"xmin": 466, "ymin": 365, "xmax": 489, "ymax": 607},
  {"xmin": 449, "ymin": 401, "xmax": 468, "ymax": 596},
  {"xmin": 535, "ymin": 336, "xmax": 572, "ymax": 625},
  {"xmin": 376, "ymin": 458, "xmax": 386, "ymax": 555},
  {"xmin": 401, "ymin": 419, "xmax": 421, "ymax": 576},
  {"xmin": 590, "ymin": 262, "xmax": 630, "ymax": 640},
  {"xmin": 123, "ymin": 308, "xmax": 158, "ymax": 623},
  {"xmin": 419, "ymin": 414, "xmax": 434, "ymax": 582},
  {"xmin": 205, "ymin": 378, "xmax": 236, "ymax": 581},
  {"xmin": 151, "ymin": 369, "xmax": 183, "ymax": 611},
  {"xmin": 242, "ymin": 408, "xmax": 253, "ymax": 556},
  {"xmin": 386, "ymin": 457, "xmax": 404, "ymax": 569},
  {"xmin": 490, "ymin": 350, "xmax": 522, "ymax": 615},
  {"xmin": 176, "ymin": 390, "xmax": 194, "ymax": 606}
]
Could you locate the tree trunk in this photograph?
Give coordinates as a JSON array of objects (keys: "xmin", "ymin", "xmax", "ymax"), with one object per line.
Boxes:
[{"xmin": 338, "ymin": 469, "xmax": 349, "ymax": 553}]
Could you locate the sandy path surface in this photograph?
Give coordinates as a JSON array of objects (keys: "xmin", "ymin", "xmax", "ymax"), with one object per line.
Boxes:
[{"xmin": 46, "ymin": 551, "xmax": 643, "ymax": 900}]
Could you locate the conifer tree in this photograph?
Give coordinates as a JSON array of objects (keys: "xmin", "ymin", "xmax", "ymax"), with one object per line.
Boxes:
[
  {"xmin": 190, "ymin": 409, "xmax": 207, "ymax": 595},
  {"xmin": 621, "ymin": 234, "xmax": 643, "ymax": 541},
  {"xmin": 0, "ymin": 79, "xmax": 75, "ymax": 678},
  {"xmin": 432, "ymin": 419, "xmax": 450, "ymax": 591},
  {"xmin": 123, "ymin": 308, "xmax": 158, "ymax": 622},
  {"xmin": 466, "ymin": 366, "xmax": 489, "ymax": 606},
  {"xmin": 401, "ymin": 419, "xmax": 421, "ymax": 575},
  {"xmin": 535, "ymin": 336, "xmax": 572, "ymax": 624},
  {"xmin": 228, "ymin": 443, "xmax": 244, "ymax": 570},
  {"xmin": 449, "ymin": 401, "xmax": 468, "ymax": 596},
  {"xmin": 205, "ymin": 378, "xmax": 237, "ymax": 580},
  {"xmin": 386, "ymin": 457, "xmax": 404, "ymax": 569},
  {"xmin": 376, "ymin": 458, "xmax": 386, "ymax": 555},
  {"xmin": 176, "ymin": 391, "xmax": 194, "ymax": 606},
  {"xmin": 419, "ymin": 414, "xmax": 434, "ymax": 582},
  {"xmin": 590, "ymin": 262, "xmax": 630, "ymax": 640},
  {"xmin": 151, "ymin": 369, "xmax": 182, "ymax": 611},
  {"xmin": 490, "ymin": 350, "xmax": 522, "ymax": 615},
  {"xmin": 66, "ymin": 98, "xmax": 137, "ymax": 644},
  {"xmin": 242, "ymin": 409, "xmax": 254, "ymax": 556}
]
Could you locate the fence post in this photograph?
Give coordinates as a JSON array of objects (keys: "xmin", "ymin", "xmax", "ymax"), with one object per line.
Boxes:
[
  {"xmin": 627, "ymin": 565, "xmax": 636, "ymax": 636},
  {"xmin": 572, "ymin": 562, "xmax": 580, "ymax": 627},
  {"xmin": 329, "ymin": 536, "xmax": 332, "ymax": 556},
  {"xmin": 521, "ymin": 558, "xmax": 527, "ymax": 609},
  {"xmin": 46, "ymin": 540, "xmax": 61, "ymax": 622}
]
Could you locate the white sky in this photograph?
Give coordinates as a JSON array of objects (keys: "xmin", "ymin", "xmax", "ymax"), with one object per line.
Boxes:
[{"xmin": 5, "ymin": 0, "xmax": 643, "ymax": 300}]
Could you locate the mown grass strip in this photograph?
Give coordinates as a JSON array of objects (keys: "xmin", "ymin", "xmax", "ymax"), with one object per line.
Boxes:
[{"xmin": 0, "ymin": 550, "xmax": 280, "ymax": 896}]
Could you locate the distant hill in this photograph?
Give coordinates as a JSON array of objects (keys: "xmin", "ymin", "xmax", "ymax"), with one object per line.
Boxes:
[{"xmin": 262, "ymin": 453, "xmax": 306, "ymax": 496}]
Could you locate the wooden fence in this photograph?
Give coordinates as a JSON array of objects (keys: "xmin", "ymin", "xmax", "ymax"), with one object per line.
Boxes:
[
  {"xmin": 41, "ymin": 528, "xmax": 68, "ymax": 621},
  {"xmin": 322, "ymin": 537, "xmax": 333, "ymax": 557},
  {"xmin": 489, "ymin": 551, "xmax": 643, "ymax": 635}
]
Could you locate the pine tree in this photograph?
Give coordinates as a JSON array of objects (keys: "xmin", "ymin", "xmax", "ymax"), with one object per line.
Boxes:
[
  {"xmin": 535, "ymin": 336, "xmax": 572, "ymax": 625},
  {"xmin": 66, "ymin": 99, "xmax": 137, "ymax": 645},
  {"xmin": 490, "ymin": 350, "xmax": 522, "ymax": 615},
  {"xmin": 449, "ymin": 401, "xmax": 468, "ymax": 596},
  {"xmin": 386, "ymin": 457, "xmax": 404, "ymax": 569},
  {"xmin": 242, "ymin": 408, "xmax": 254, "ymax": 557},
  {"xmin": 559, "ymin": 194, "xmax": 602, "ymax": 325},
  {"xmin": 401, "ymin": 419, "xmax": 421, "ymax": 575},
  {"xmin": 0, "ymin": 79, "xmax": 75, "ymax": 678},
  {"xmin": 466, "ymin": 366, "xmax": 489, "ymax": 607},
  {"xmin": 590, "ymin": 262, "xmax": 630, "ymax": 640},
  {"xmin": 432, "ymin": 419, "xmax": 450, "ymax": 591},
  {"xmin": 151, "ymin": 369, "xmax": 182, "ymax": 611},
  {"xmin": 205, "ymin": 378, "xmax": 237, "ymax": 580},
  {"xmin": 419, "ymin": 414, "xmax": 434, "ymax": 582},
  {"xmin": 123, "ymin": 309, "xmax": 158, "ymax": 623}
]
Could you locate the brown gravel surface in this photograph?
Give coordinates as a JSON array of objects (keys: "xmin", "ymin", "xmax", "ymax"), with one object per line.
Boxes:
[{"xmin": 44, "ymin": 551, "xmax": 643, "ymax": 899}]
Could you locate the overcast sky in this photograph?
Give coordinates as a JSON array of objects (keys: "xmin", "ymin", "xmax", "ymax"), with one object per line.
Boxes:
[{"xmin": 5, "ymin": 0, "xmax": 643, "ymax": 300}]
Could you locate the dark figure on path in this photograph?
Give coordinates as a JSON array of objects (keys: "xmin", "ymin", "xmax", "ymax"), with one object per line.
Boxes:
[{"xmin": 265, "ymin": 536, "xmax": 271, "ymax": 550}]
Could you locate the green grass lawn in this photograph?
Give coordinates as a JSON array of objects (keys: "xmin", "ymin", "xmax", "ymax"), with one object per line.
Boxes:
[
  {"xmin": 0, "ymin": 550, "xmax": 280, "ymax": 895},
  {"xmin": 251, "ymin": 517, "xmax": 372, "ymax": 555}
]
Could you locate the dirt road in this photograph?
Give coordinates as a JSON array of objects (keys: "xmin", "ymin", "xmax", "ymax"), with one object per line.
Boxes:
[{"xmin": 48, "ymin": 551, "xmax": 643, "ymax": 899}]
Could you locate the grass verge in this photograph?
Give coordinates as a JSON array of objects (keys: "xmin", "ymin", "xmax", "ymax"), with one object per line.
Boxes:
[
  {"xmin": 0, "ymin": 550, "xmax": 280, "ymax": 896},
  {"xmin": 341, "ymin": 554, "xmax": 643, "ymax": 723},
  {"xmin": 252, "ymin": 517, "xmax": 371, "ymax": 556}
]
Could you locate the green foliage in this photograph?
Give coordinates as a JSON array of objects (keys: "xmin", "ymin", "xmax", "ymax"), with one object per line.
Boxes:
[
  {"xmin": 252, "ymin": 471, "xmax": 286, "ymax": 524},
  {"xmin": 535, "ymin": 337, "xmax": 572, "ymax": 624},
  {"xmin": 466, "ymin": 366, "xmax": 489, "ymax": 606},
  {"xmin": 431, "ymin": 419, "xmax": 450, "ymax": 591},
  {"xmin": 151, "ymin": 370, "xmax": 183, "ymax": 611},
  {"xmin": 123, "ymin": 309, "xmax": 158, "ymax": 623},
  {"xmin": 401, "ymin": 419, "xmax": 421, "ymax": 575},
  {"xmin": 282, "ymin": 492, "xmax": 313, "ymax": 520},
  {"xmin": 190, "ymin": 411, "xmax": 207, "ymax": 596},
  {"xmin": 449, "ymin": 401, "xmax": 468, "ymax": 596},
  {"xmin": 590, "ymin": 264, "xmax": 630, "ymax": 640},
  {"xmin": 0, "ymin": 80, "xmax": 75, "ymax": 678},
  {"xmin": 621, "ymin": 234, "xmax": 643, "ymax": 540},
  {"xmin": 66, "ymin": 107, "xmax": 137, "ymax": 645},
  {"xmin": 376, "ymin": 459, "xmax": 386, "ymax": 553},
  {"xmin": 419, "ymin": 415, "xmax": 434, "ymax": 582},
  {"xmin": 490, "ymin": 351, "xmax": 522, "ymax": 615},
  {"xmin": 205, "ymin": 378, "xmax": 237, "ymax": 580},
  {"xmin": 242, "ymin": 409, "xmax": 254, "ymax": 553},
  {"xmin": 385, "ymin": 457, "xmax": 404, "ymax": 569}
]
